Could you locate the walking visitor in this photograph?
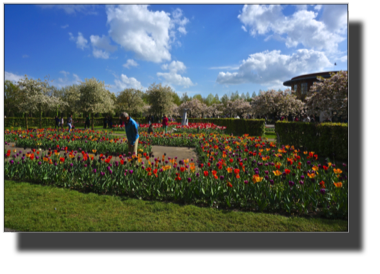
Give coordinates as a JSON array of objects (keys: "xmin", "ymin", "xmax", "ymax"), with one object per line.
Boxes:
[
  {"xmin": 67, "ymin": 115, "xmax": 73, "ymax": 133},
  {"xmin": 162, "ymin": 114, "xmax": 169, "ymax": 134},
  {"xmin": 120, "ymin": 112, "xmax": 139, "ymax": 156}
]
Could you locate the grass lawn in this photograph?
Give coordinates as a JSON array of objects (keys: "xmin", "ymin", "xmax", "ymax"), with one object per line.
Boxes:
[{"xmin": 4, "ymin": 180, "xmax": 348, "ymax": 232}]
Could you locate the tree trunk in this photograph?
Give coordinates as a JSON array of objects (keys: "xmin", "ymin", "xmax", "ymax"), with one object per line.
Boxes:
[{"xmin": 91, "ymin": 113, "xmax": 94, "ymax": 130}]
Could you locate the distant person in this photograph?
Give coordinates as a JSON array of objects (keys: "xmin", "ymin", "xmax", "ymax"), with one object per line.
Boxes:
[
  {"xmin": 108, "ymin": 116, "xmax": 113, "ymax": 128},
  {"xmin": 54, "ymin": 116, "xmax": 59, "ymax": 129},
  {"xmin": 162, "ymin": 114, "xmax": 169, "ymax": 134},
  {"xmin": 303, "ymin": 114, "xmax": 310, "ymax": 122},
  {"xmin": 67, "ymin": 115, "xmax": 73, "ymax": 133},
  {"xmin": 147, "ymin": 123, "xmax": 154, "ymax": 134},
  {"xmin": 85, "ymin": 115, "xmax": 90, "ymax": 129},
  {"xmin": 60, "ymin": 116, "xmax": 64, "ymax": 131}
]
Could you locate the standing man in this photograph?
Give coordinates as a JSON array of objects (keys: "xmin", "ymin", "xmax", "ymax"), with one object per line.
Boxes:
[
  {"xmin": 162, "ymin": 114, "xmax": 169, "ymax": 134},
  {"xmin": 120, "ymin": 112, "xmax": 139, "ymax": 156}
]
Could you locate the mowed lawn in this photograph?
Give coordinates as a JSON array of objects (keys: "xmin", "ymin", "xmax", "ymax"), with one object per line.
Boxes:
[{"xmin": 4, "ymin": 180, "xmax": 348, "ymax": 232}]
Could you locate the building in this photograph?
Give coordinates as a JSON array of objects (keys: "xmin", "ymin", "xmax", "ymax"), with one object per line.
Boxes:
[
  {"xmin": 283, "ymin": 71, "xmax": 341, "ymax": 102},
  {"xmin": 283, "ymin": 71, "xmax": 347, "ymax": 122}
]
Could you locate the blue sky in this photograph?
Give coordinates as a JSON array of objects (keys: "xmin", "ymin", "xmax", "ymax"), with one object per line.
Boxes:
[{"xmin": 4, "ymin": 4, "xmax": 348, "ymax": 98}]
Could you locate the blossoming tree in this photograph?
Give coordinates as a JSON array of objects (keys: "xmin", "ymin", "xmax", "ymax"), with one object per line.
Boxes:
[
  {"xmin": 78, "ymin": 78, "xmax": 115, "ymax": 129},
  {"xmin": 250, "ymin": 89, "xmax": 305, "ymax": 118},
  {"xmin": 305, "ymin": 70, "xmax": 348, "ymax": 120},
  {"xmin": 17, "ymin": 75, "xmax": 67, "ymax": 129}
]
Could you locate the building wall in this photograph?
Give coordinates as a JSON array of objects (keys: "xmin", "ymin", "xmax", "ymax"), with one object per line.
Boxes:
[{"xmin": 291, "ymin": 79, "xmax": 317, "ymax": 101}]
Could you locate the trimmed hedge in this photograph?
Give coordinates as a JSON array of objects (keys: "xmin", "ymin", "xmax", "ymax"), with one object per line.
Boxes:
[
  {"xmin": 275, "ymin": 121, "xmax": 348, "ymax": 161},
  {"xmin": 4, "ymin": 117, "xmax": 148, "ymax": 128},
  {"xmin": 176, "ymin": 118, "xmax": 265, "ymax": 136}
]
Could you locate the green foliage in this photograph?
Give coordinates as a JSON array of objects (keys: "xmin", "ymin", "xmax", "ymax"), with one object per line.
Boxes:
[{"xmin": 275, "ymin": 121, "xmax": 348, "ymax": 161}]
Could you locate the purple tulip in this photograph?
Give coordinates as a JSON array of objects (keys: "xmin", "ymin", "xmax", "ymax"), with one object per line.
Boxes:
[
  {"xmin": 84, "ymin": 164, "xmax": 87, "ymax": 167},
  {"xmin": 70, "ymin": 163, "xmax": 73, "ymax": 167},
  {"xmin": 270, "ymin": 179, "xmax": 274, "ymax": 185},
  {"xmin": 264, "ymin": 176, "xmax": 269, "ymax": 180},
  {"xmin": 289, "ymin": 181, "xmax": 295, "ymax": 187},
  {"xmin": 265, "ymin": 170, "xmax": 269, "ymax": 175},
  {"xmin": 196, "ymin": 173, "xmax": 200, "ymax": 177},
  {"xmin": 129, "ymin": 170, "xmax": 133, "ymax": 174},
  {"xmin": 300, "ymin": 175, "xmax": 305, "ymax": 180},
  {"xmin": 299, "ymin": 180, "xmax": 304, "ymax": 185},
  {"xmin": 93, "ymin": 169, "xmax": 97, "ymax": 173},
  {"xmin": 320, "ymin": 188, "xmax": 326, "ymax": 195},
  {"xmin": 187, "ymin": 178, "xmax": 192, "ymax": 183},
  {"xmin": 10, "ymin": 160, "xmax": 14, "ymax": 164},
  {"xmin": 244, "ymin": 180, "xmax": 248, "ymax": 184}
]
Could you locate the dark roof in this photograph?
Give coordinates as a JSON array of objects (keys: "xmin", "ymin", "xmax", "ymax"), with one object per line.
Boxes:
[{"xmin": 283, "ymin": 71, "xmax": 342, "ymax": 86}]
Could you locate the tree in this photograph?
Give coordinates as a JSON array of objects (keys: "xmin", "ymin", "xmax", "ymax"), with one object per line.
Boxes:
[
  {"xmin": 230, "ymin": 99, "xmax": 252, "ymax": 118},
  {"xmin": 17, "ymin": 75, "xmax": 65, "ymax": 129},
  {"xmin": 116, "ymin": 88, "xmax": 145, "ymax": 116},
  {"xmin": 252, "ymin": 91, "xmax": 257, "ymax": 98},
  {"xmin": 178, "ymin": 98, "xmax": 207, "ymax": 118},
  {"xmin": 181, "ymin": 92, "xmax": 190, "ymax": 103},
  {"xmin": 61, "ymin": 84, "xmax": 81, "ymax": 117},
  {"xmin": 250, "ymin": 89, "xmax": 305, "ymax": 118},
  {"xmin": 78, "ymin": 77, "xmax": 115, "ymax": 129},
  {"xmin": 305, "ymin": 71, "xmax": 348, "ymax": 120},
  {"xmin": 4, "ymin": 80, "xmax": 22, "ymax": 117},
  {"xmin": 214, "ymin": 94, "xmax": 221, "ymax": 104},
  {"xmin": 171, "ymin": 91, "xmax": 182, "ymax": 106},
  {"xmin": 230, "ymin": 90, "xmax": 240, "ymax": 101},
  {"xmin": 146, "ymin": 83, "xmax": 175, "ymax": 117},
  {"xmin": 205, "ymin": 93, "xmax": 215, "ymax": 106},
  {"xmin": 208, "ymin": 103, "xmax": 223, "ymax": 117},
  {"xmin": 221, "ymin": 94, "xmax": 229, "ymax": 107},
  {"xmin": 193, "ymin": 94, "xmax": 204, "ymax": 104}
]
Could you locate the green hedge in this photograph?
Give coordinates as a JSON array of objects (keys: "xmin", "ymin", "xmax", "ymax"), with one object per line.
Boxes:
[
  {"xmin": 175, "ymin": 118, "xmax": 265, "ymax": 136},
  {"xmin": 275, "ymin": 121, "xmax": 348, "ymax": 161},
  {"xmin": 4, "ymin": 117, "xmax": 149, "ymax": 128}
]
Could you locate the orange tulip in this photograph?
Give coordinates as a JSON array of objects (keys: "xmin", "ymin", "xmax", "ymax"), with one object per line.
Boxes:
[{"xmin": 334, "ymin": 182, "xmax": 343, "ymax": 188}]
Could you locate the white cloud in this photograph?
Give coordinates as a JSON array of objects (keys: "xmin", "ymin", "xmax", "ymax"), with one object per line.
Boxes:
[
  {"xmin": 296, "ymin": 5, "xmax": 308, "ymax": 11},
  {"xmin": 5, "ymin": 71, "xmax": 25, "ymax": 83},
  {"xmin": 157, "ymin": 60, "xmax": 194, "ymax": 88},
  {"xmin": 61, "ymin": 24, "xmax": 69, "ymax": 29},
  {"xmin": 114, "ymin": 74, "xmax": 146, "ymax": 91},
  {"xmin": 22, "ymin": 54, "xmax": 29, "ymax": 58},
  {"xmin": 39, "ymin": 5, "xmax": 98, "ymax": 15},
  {"xmin": 123, "ymin": 59, "xmax": 139, "ymax": 68},
  {"xmin": 339, "ymin": 55, "xmax": 347, "ymax": 62},
  {"xmin": 106, "ymin": 5, "xmax": 172, "ymax": 63},
  {"xmin": 69, "ymin": 32, "xmax": 88, "ymax": 50},
  {"xmin": 238, "ymin": 4, "xmax": 347, "ymax": 54},
  {"xmin": 106, "ymin": 5, "xmax": 189, "ymax": 63},
  {"xmin": 60, "ymin": 70, "xmax": 70, "ymax": 77},
  {"xmin": 241, "ymin": 25, "xmax": 247, "ymax": 32},
  {"xmin": 314, "ymin": 5, "xmax": 322, "ymax": 11},
  {"xmin": 90, "ymin": 35, "xmax": 117, "ymax": 52},
  {"xmin": 161, "ymin": 60, "xmax": 186, "ymax": 73},
  {"xmin": 73, "ymin": 74, "xmax": 82, "ymax": 83},
  {"xmin": 216, "ymin": 49, "xmax": 333, "ymax": 86},
  {"xmin": 92, "ymin": 49, "xmax": 109, "ymax": 59}
]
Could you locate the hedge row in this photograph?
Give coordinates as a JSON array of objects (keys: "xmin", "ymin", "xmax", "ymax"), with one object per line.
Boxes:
[
  {"xmin": 175, "ymin": 118, "xmax": 265, "ymax": 136},
  {"xmin": 4, "ymin": 117, "xmax": 148, "ymax": 128},
  {"xmin": 275, "ymin": 121, "xmax": 348, "ymax": 161}
]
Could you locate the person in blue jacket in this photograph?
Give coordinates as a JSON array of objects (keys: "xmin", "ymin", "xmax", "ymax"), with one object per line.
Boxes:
[{"xmin": 120, "ymin": 112, "xmax": 139, "ymax": 156}]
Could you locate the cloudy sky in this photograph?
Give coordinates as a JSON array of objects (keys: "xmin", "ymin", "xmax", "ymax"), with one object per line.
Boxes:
[{"xmin": 5, "ymin": 4, "xmax": 347, "ymax": 97}]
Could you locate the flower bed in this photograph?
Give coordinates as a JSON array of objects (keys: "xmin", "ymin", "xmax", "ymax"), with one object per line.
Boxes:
[
  {"xmin": 4, "ymin": 130, "xmax": 348, "ymax": 219},
  {"xmin": 5, "ymin": 128, "xmax": 151, "ymax": 155}
]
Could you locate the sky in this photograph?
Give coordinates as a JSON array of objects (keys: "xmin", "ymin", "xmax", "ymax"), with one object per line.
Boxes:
[{"xmin": 4, "ymin": 4, "xmax": 348, "ymax": 99}]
